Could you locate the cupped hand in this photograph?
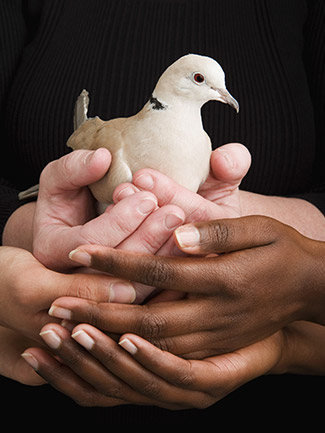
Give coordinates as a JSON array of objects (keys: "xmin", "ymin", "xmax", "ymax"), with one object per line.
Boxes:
[
  {"xmin": 0, "ymin": 326, "xmax": 46, "ymax": 386},
  {"xmin": 113, "ymin": 142, "xmax": 251, "ymax": 224},
  {"xmin": 0, "ymin": 246, "xmax": 140, "ymax": 342},
  {"xmin": 51, "ymin": 215, "xmax": 325, "ymax": 357},
  {"xmin": 21, "ymin": 321, "xmax": 285, "ymax": 409},
  {"xmin": 33, "ymin": 148, "xmax": 187, "ymax": 275}
]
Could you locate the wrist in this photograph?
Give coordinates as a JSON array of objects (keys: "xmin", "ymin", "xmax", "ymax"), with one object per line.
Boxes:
[
  {"xmin": 272, "ymin": 322, "xmax": 325, "ymax": 375},
  {"xmin": 306, "ymin": 239, "xmax": 325, "ymax": 325},
  {"xmin": 2, "ymin": 202, "xmax": 36, "ymax": 251},
  {"xmin": 239, "ymin": 190, "xmax": 325, "ymax": 241}
]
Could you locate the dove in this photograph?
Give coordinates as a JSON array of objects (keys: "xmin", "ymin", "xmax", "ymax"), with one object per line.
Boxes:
[{"xmin": 19, "ymin": 54, "xmax": 239, "ymax": 207}]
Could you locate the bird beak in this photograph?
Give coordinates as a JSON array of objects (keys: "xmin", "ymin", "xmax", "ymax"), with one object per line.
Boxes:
[{"xmin": 214, "ymin": 88, "xmax": 240, "ymax": 113}]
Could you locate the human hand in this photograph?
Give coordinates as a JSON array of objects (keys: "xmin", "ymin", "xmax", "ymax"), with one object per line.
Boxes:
[
  {"xmin": 0, "ymin": 326, "xmax": 45, "ymax": 386},
  {"xmin": 52, "ymin": 215, "xmax": 325, "ymax": 357},
  {"xmin": 33, "ymin": 148, "xmax": 186, "ymax": 274},
  {"xmin": 21, "ymin": 320, "xmax": 325, "ymax": 408},
  {"xmin": 114, "ymin": 143, "xmax": 251, "ymax": 224},
  {"xmin": 0, "ymin": 246, "xmax": 140, "ymax": 342}
]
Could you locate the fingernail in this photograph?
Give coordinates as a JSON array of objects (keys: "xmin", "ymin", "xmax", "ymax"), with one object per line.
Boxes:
[
  {"xmin": 39, "ymin": 330, "xmax": 61, "ymax": 349},
  {"xmin": 61, "ymin": 320, "xmax": 75, "ymax": 331},
  {"xmin": 115, "ymin": 186, "xmax": 136, "ymax": 202},
  {"xmin": 119, "ymin": 338, "xmax": 138, "ymax": 355},
  {"xmin": 49, "ymin": 305, "xmax": 72, "ymax": 320},
  {"xmin": 21, "ymin": 352, "xmax": 39, "ymax": 370},
  {"xmin": 134, "ymin": 174, "xmax": 154, "ymax": 190},
  {"xmin": 110, "ymin": 282, "xmax": 136, "ymax": 303},
  {"xmin": 85, "ymin": 148, "xmax": 108, "ymax": 165},
  {"xmin": 174, "ymin": 225, "xmax": 200, "ymax": 248},
  {"xmin": 137, "ymin": 197, "xmax": 157, "ymax": 215},
  {"xmin": 69, "ymin": 249, "xmax": 91, "ymax": 267},
  {"xmin": 164, "ymin": 213, "xmax": 184, "ymax": 230},
  {"xmin": 71, "ymin": 330, "xmax": 95, "ymax": 350}
]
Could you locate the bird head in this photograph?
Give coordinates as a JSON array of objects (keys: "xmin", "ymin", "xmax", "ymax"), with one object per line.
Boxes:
[{"xmin": 153, "ymin": 54, "xmax": 239, "ymax": 112}]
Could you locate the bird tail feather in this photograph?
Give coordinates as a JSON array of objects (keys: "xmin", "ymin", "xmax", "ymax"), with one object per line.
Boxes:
[{"xmin": 74, "ymin": 89, "xmax": 89, "ymax": 130}]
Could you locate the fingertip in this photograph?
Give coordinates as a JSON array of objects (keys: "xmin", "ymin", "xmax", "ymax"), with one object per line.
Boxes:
[
  {"xmin": 173, "ymin": 225, "xmax": 202, "ymax": 253},
  {"xmin": 212, "ymin": 143, "xmax": 251, "ymax": 182},
  {"xmin": 119, "ymin": 337, "xmax": 138, "ymax": 355},
  {"xmin": 86, "ymin": 148, "xmax": 111, "ymax": 176},
  {"xmin": 113, "ymin": 183, "xmax": 139, "ymax": 202}
]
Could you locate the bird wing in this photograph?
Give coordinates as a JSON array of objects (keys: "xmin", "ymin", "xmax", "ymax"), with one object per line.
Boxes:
[
  {"xmin": 67, "ymin": 117, "xmax": 133, "ymax": 203},
  {"xmin": 67, "ymin": 116, "xmax": 127, "ymax": 154}
]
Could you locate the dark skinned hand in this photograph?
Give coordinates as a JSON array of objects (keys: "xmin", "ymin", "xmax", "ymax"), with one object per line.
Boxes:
[{"xmin": 50, "ymin": 215, "xmax": 325, "ymax": 358}]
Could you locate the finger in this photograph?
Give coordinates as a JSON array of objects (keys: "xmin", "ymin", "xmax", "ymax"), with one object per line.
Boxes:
[
  {"xmin": 21, "ymin": 346, "xmax": 122, "ymax": 407},
  {"xmin": 209, "ymin": 143, "xmax": 251, "ymax": 184},
  {"xmin": 71, "ymin": 324, "xmax": 208, "ymax": 409},
  {"xmin": 39, "ymin": 323, "xmax": 164, "ymax": 407},
  {"xmin": 67, "ymin": 217, "xmax": 280, "ymax": 294},
  {"xmin": 119, "ymin": 334, "xmax": 214, "ymax": 390},
  {"xmin": 117, "ymin": 205, "xmax": 185, "ymax": 304},
  {"xmin": 113, "ymin": 183, "xmax": 139, "ymax": 202},
  {"xmin": 199, "ymin": 144, "xmax": 251, "ymax": 203},
  {"xmin": 132, "ymin": 168, "xmax": 217, "ymax": 223},
  {"xmin": 36, "ymin": 269, "xmax": 136, "ymax": 309},
  {"xmin": 79, "ymin": 190, "xmax": 158, "ymax": 246},
  {"xmin": 38, "ymin": 324, "xmax": 132, "ymax": 403},
  {"xmin": 69, "ymin": 245, "xmax": 217, "ymax": 293},
  {"xmin": 39, "ymin": 148, "xmax": 111, "ymax": 194},
  {"xmin": 118, "ymin": 205, "xmax": 185, "ymax": 254},
  {"xmin": 48, "ymin": 296, "xmax": 216, "ymax": 339},
  {"xmin": 174, "ymin": 215, "xmax": 279, "ymax": 254},
  {"xmin": 118, "ymin": 332, "xmax": 282, "ymax": 397}
]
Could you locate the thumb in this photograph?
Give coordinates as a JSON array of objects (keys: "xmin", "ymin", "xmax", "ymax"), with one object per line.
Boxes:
[
  {"xmin": 39, "ymin": 148, "xmax": 111, "ymax": 195},
  {"xmin": 211, "ymin": 143, "xmax": 251, "ymax": 184},
  {"xmin": 174, "ymin": 215, "xmax": 279, "ymax": 254}
]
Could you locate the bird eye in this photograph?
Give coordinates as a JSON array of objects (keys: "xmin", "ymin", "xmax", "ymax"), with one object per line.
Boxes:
[{"xmin": 193, "ymin": 73, "xmax": 205, "ymax": 84}]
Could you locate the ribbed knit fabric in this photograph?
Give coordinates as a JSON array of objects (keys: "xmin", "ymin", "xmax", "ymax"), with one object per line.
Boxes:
[{"xmin": 0, "ymin": 0, "xmax": 324, "ymax": 425}]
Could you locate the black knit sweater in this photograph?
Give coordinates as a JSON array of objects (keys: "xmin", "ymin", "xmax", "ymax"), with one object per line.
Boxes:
[{"xmin": 0, "ymin": 0, "xmax": 324, "ymax": 425}]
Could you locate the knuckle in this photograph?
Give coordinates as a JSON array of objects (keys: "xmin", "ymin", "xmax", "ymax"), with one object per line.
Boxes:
[
  {"xmin": 140, "ymin": 378, "xmax": 162, "ymax": 400},
  {"xmin": 65, "ymin": 350, "xmax": 85, "ymax": 369},
  {"xmin": 142, "ymin": 258, "xmax": 174, "ymax": 288},
  {"xmin": 136, "ymin": 311, "xmax": 168, "ymax": 340},
  {"xmin": 207, "ymin": 221, "xmax": 229, "ymax": 247},
  {"xmin": 84, "ymin": 305, "xmax": 102, "ymax": 328},
  {"xmin": 141, "ymin": 231, "xmax": 164, "ymax": 253},
  {"xmin": 100, "ymin": 347, "xmax": 120, "ymax": 366},
  {"xmin": 102, "ymin": 383, "xmax": 123, "ymax": 400},
  {"xmin": 152, "ymin": 337, "xmax": 173, "ymax": 353},
  {"xmin": 173, "ymin": 370, "xmax": 195, "ymax": 389},
  {"xmin": 68, "ymin": 275, "xmax": 95, "ymax": 301}
]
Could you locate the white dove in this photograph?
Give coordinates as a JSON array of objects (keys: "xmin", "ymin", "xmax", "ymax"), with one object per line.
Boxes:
[{"xmin": 19, "ymin": 54, "xmax": 239, "ymax": 207}]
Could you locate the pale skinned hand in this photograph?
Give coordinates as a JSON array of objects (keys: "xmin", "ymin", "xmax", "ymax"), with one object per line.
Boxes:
[
  {"xmin": 0, "ymin": 326, "xmax": 46, "ymax": 386},
  {"xmin": 0, "ymin": 246, "xmax": 145, "ymax": 342},
  {"xmin": 33, "ymin": 148, "xmax": 186, "ymax": 272},
  {"xmin": 113, "ymin": 142, "xmax": 251, "ymax": 222},
  {"xmin": 20, "ymin": 320, "xmax": 325, "ymax": 408},
  {"xmin": 51, "ymin": 215, "xmax": 325, "ymax": 358}
]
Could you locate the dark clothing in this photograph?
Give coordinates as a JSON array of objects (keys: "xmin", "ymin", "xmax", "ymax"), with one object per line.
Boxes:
[{"xmin": 0, "ymin": 0, "xmax": 324, "ymax": 425}]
